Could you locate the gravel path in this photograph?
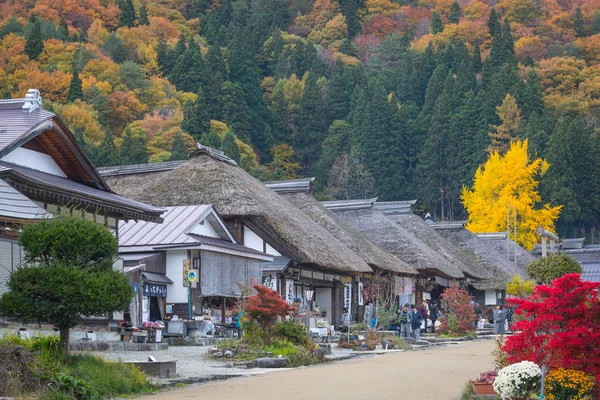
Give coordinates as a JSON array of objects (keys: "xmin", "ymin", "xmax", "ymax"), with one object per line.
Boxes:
[{"xmin": 134, "ymin": 340, "xmax": 495, "ymax": 400}]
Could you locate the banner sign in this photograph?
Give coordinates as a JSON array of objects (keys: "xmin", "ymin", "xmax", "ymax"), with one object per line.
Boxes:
[
  {"xmin": 262, "ymin": 274, "xmax": 277, "ymax": 291},
  {"xmin": 286, "ymin": 279, "xmax": 295, "ymax": 304},
  {"xmin": 344, "ymin": 283, "xmax": 352, "ymax": 314},
  {"xmin": 305, "ymin": 290, "xmax": 314, "ymax": 301},
  {"xmin": 143, "ymin": 283, "xmax": 167, "ymax": 298},
  {"xmin": 358, "ymin": 282, "xmax": 364, "ymax": 306}
]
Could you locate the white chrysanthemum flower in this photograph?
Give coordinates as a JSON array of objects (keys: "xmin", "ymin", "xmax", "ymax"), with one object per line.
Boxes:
[{"xmin": 493, "ymin": 361, "xmax": 541, "ymax": 399}]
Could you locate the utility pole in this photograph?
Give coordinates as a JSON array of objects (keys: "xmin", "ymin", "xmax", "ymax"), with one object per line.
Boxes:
[
  {"xmin": 514, "ymin": 205, "xmax": 517, "ymax": 268},
  {"xmin": 506, "ymin": 204, "xmax": 510, "ymax": 260}
]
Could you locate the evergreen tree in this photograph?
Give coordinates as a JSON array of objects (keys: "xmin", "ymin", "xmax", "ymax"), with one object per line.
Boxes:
[
  {"xmin": 0, "ymin": 16, "xmax": 23, "ymax": 39},
  {"xmin": 139, "ymin": 3, "xmax": 150, "ymax": 25},
  {"xmin": 523, "ymin": 54, "xmax": 535, "ymax": 67},
  {"xmin": 58, "ymin": 19, "xmax": 69, "ymax": 41},
  {"xmin": 220, "ymin": 81, "xmax": 253, "ymax": 144},
  {"xmin": 431, "ymin": 11, "xmax": 444, "ymax": 34},
  {"xmin": 448, "ymin": 0, "xmax": 461, "ymax": 24},
  {"xmin": 24, "ymin": 19, "xmax": 43, "ymax": 60},
  {"xmin": 120, "ymin": 125, "xmax": 148, "ymax": 165},
  {"xmin": 170, "ymin": 36, "xmax": 204, "ymax": 93},
  {"xmin": 118, "ymin": 0, "xmax": 136, "ymax": 28},
  {"xmin": 519, "ymin": 69, "xmax": 544, "ymax": 119},
  {"xmin": 501, "ymin": 18, "xmax": 517, "ymax": 67},
  {"xmin": 420, "ymin": 63, "xmax": 449, "ymax": 122},
  {"xmin": 98, "ymin": 132, "xmax": 119, "ymax": 167},
  {"xmin": 488, "ymin": 93, "xmax": 521, "ymax": 154},
  {"xmin": 339, "ymin": 0, "xmax": 361, "ymax": 38},
  {"xmin": 296, "ymin": 72, "xmax": 328, "ymax": 168},
  {"xmin": 102, "ymin": 33, "xmax": 128, "ymax": 63},
  {"xmin": 487, "ymin": 8, "xmax": 501, "ymax": 37},
  {"xmin": 181, "ymin": 88, "xmax": 211, "ymax": 141},
  {"xmin": 471, "ymin": 39, "xmax": 482, "ymax": 74},
  {"xmin": 156, "ymin": 39, "xmax": 169, "ymax": 75},
  {"xmin": 417, "ymin": 42, "xmax": 436, "ymax": 106},
  {"xmin": 592, "ymin": 11, "xmax": 600, "ymax": 35},
  {"xmin": 203, "ymin": 44, "xmax": 228, "ymax": 119},
  {"xmin": 574, "ymin": 7, "xmax": 585, "ymax": 37},
  {"xmin": 221, "ymin": 130, "xmax": 241, "ymax": 163},
  {"xmin": 269, "ymin": 86, "xmax": 289, "ymax": 143},
  {"xmin": 66, "ymin": 68, "xmax": 83, "ymax": 103},
  {"xmin": 348, "ymin": 86, "xmax": 367, "ymax": 149},
  {"xmin": 84, "ymin": 85, "xmax": 111, "ymax": 126},
  {"xmin": 200, "ymin": 130, "xmax": 222, "ymax": 149},
  {"xmin": 523, "ymin": 111, "xmax": 550, "ymax": 158},
  {"xmin": 169, "ymin": 132, "xmax": 189, "ymax": 161},
  {"xmin": 314, "ymin": 120, "xmax": 351, "ymax": 188},
  {"xmin": 327, "ymin": 61, "xmax": 352, "ymax": 122},
  {"xmin": 228, "ymin": 28, "xmax": 273, "ymax": 157},
  {"xmin": 339, "ymin": 38, "xmax": 358, "ymax": 57}
]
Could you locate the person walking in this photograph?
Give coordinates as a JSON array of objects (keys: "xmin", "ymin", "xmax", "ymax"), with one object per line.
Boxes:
[
  {"xmin": 474, "ymin": 302, "xmax": 482, "ymax": 330},
  {"xmin": 494, "ymin": 304, "xmax": 507, "ymax": 338},
  {"xmin": 429, "ymin": 300, "xmax": 439, "ymax": 333},
  {"xmin": 341, "ymin": 307, "xmax": 351, "ymax": 332},
  {"xmin": 418, "ymin": 301, "xmax": 428, "ymax": 330},
  {"xmin": 399, "ymin": 303, "xmax": 412, "ymax": 339},
  {"xmin": 412, "ymin": 305, "xmax": 423, "ymax": 341}
]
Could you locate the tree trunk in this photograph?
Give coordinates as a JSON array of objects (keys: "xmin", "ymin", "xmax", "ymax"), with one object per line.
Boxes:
[{"xmin": 60, "ymin": 326, "xmax": 70, "ymax": 356}]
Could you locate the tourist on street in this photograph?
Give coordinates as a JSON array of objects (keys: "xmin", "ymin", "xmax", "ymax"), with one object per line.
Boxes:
[
  {"xmin": 399, "ymin": 303, "xmax": 412, "ymax": 339},
  {"xmin": 418, "ymin": 301, "xmax": 428, "ymax": 326},
  {"xmin": 203, "ymin": 311, "xmax": 216, "ymax": 335},
  {"xmin": 412, "ymin": 305, "xmax": 423, "ymax": 341},
  {"xmin": 342, "ymin": 307, "xmax": 351, "ymax": 332},
  {"xmin": 234, "ymin": 310, "xmax": 244, "ymax": 338},
  {"xmin": 429, "ymin": 300, "xmax": 439, "ymax": 333},
  {"xmin": 494, "ymin": 304, "xmax": 507, "ymax": 338},
  {"xmin": 474, "ymin": 302, "xmax": 482, "ymax": 330}
]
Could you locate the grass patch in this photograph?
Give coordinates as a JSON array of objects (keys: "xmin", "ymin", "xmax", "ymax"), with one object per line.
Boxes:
[{"xmin": 0, "ymin": 334, "xmax": 154, "ymax": 400}]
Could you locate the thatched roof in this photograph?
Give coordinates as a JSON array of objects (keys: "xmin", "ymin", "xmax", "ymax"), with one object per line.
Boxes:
[
  {"xmin": 386, "ymin": 214, "xmax": 493, "ymax": 280},
  {"xmin": 104, "ymin": 149, "xmax": 372, "ymax": 274},
  {"xmin": 435, "ymin": 227, "xmax": 532, "ymax": 290},
  {"xmin": 322, "ymin": 204, "xmax": 465, "ymax": 279},
  {"xmin": 276, "ymin": 191, "xmax": 417, "ymax": 275}
]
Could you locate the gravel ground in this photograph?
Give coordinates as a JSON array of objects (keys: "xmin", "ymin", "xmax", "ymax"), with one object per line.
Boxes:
[{"xmin": 94, "ymin": 346, "xmax": 279, "ymax": 383}]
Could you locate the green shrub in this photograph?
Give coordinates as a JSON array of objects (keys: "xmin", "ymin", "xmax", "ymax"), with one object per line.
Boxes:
[
  {"xmin": 459, "ymin": 382, "xmax": 477, "ymax": 400},
  {"xmin": 381, "ymin": 335, "xmax": 411, "ymax": 350},
  {"xmin": 274, "ymin": 320, "xmax": 309, "ymax": 346},
  {"xmin": 51, "ymin": 372, "xmax": 97, "ymax": 400},
  {"xmin": 262, "ymin": 339, "xmax": 322, "ymax": 367}
]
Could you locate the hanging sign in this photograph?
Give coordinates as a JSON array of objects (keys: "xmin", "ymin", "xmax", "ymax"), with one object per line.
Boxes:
[
  {"xmin": 182, "ymin": 259, "xmax": 191, "ymax": 287},
  {"xmin": 358, "ymin": 282, "xmax": 364, "ymax": 306},
  {"xmin": 305, "ymin": 290, "xmax": 314, "ymax": 302},
  {"xmin": 187, "ymin": 270, "xmax": 197, "ymax": 282},
  {"xmin": 344, "ymin": 283, "xmax": 352, "ymax": 314},
  {"xmin": 286, "ymin": 279, "xmax": 295, "ymax": 304},
  {"xmin": 143, "ymin": 283, "xmax": 167, "ymax": 298}
]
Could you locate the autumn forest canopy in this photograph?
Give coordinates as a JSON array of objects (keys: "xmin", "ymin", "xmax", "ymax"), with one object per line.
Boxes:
[{"xmin": 1, "ymin": 0, "xmax": 600, "ymax": 238}]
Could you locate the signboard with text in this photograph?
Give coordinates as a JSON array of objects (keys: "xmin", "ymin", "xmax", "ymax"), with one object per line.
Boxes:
[
  {"xmin": 143, "ymin": 283, "xmax": 167, "ymax": 298},
  {"xmin": 344, "ymin": 283, "xmax": 352, "ymax": 314}
]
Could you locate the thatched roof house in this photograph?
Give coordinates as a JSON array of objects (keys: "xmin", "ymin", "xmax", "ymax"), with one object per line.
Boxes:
[
  {"xmin": 428, "ymin": 221, "xmax": 532, "ymax": 290},
  {"xmin": 265, "ymin": 179, "xmax": 417, "ymax": 276},
  {"xmin": 103, "ymin": 148, "xmax": 372, "ymax": 275},
  {"xmin": 321, "ymin": 199, "xmax": 465, "ymax": 279},
  {"xmin": 383, "ymin": 211, "xmax": 492, "ymax": 280}
]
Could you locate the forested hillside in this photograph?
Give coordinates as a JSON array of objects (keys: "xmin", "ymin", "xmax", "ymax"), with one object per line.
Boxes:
[{"xmin": 1, "ymin": 0, "xmax": 600, "ymax": 237}]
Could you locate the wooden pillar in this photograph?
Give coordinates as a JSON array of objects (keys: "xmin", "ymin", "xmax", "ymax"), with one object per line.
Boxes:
[{"xmin": 221, "ymin": 298, "xmax": 226, "ymax": 324}]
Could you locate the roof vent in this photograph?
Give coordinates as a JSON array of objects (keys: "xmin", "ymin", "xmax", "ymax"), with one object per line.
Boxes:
[{"xmin": 22, "ymin": 89, "xmax": 42, "ymax": 113}]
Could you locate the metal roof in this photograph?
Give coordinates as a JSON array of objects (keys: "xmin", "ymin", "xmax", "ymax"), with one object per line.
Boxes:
[
  {"xmin": 261, "ymin": 256, "xmax": 291, "ymax": 272},
  {"xmin": 0, "ymin": 178, "xmax": 50, "ymax": 219},
  {"xmin": 374, "ymin": 200, "xmax": 417, "ymax": 215},
  {"xmin": 119, "ymin": 205, "xmax": 212, "ymax": 247},
  {"xmin": 0, "ymin": 161, "xmax": 164, "ymax": 220},
  {"xmin": 142, "ymin": 271, "xmax": 173, "ymax": 284},
  {"xmin": 187, "ymin": 233, "xmax": 272, "ymax": 257},
  {"xmin": 264, "ymin": 178, "xmax": 315, "ymax": 194},
  {"xmin": 98, "ymin": 160, "xmax": 185, "ymax": 177},
  {"xmin": 321, "ymin": 198, "xmax": 378, "ymax": 211},
  {"xmin": 580, "ymin": 263, "xmax": 600, "ymax": 282},
  {"xmin": 0, "ymin": 102, "xmax": 55, "ymax": 156}
]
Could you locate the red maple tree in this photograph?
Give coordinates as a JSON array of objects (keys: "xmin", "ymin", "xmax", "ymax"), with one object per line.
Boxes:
[
  {"xmin": 503, "ymin": 274, "xmax": 600, "ymax": 376},
  {"xmin": 244, "ymin": 283, "xmax": 293, "ymax": 345},
  {"xmin": 438, "ymin": 287, "xmax": 476, "ymax": 336}
]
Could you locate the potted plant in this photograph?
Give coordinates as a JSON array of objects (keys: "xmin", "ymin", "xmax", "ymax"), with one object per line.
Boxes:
[
  {"xmin": 493, "ymin": 361, "xmax": 541, "ymax": 399},
  {"xmin": 471, "ymin": 370, "xmax": 499, "ymax": 395}
]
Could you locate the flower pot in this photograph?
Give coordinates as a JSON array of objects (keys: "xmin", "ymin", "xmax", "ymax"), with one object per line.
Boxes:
[{"xmin": 472, "ymin": 383, "xmax": 498, "ymax": 395}]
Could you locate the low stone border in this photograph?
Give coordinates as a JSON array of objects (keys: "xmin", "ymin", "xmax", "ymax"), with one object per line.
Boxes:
[{"xmin": 71, "ymin": 341, "xmax": 168, "ymax": 352}]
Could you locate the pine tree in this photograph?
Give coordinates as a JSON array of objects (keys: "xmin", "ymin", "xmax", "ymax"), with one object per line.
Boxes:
[
  {"xmin": 327, "ymin": 61, "xmax": 352, "ymax": 123},
  {"xmin": 487, "ymin": 8, "xmax": 501, "ymax": 37},
  {"xmin": 182, "ymin": 88, "xmax": 211, "ymax": 141},
  {"xmin": 118, "ymin": 0, "xmax": 136, "ymax": 28},
  {"xmin": 120, "ymin": 125, "xmax": 148, "ymax": 165},
  {"xmin": 98, "ymin": 131, "xmax": 119, "ymax": 167},
  {"xmin": 448, "ymin": 0, "xmax": 461, "ymax": 24},
  {"xmin": 203, "ymin": 44, "xmax": 228, "ymax": 119},
  {"xmin": 156, "ymin": 39, "xmax": 169, "ymax": 75},
  {"xmin": 523, "ymin": 54, "xmax": 535, "ymax": 67},
  {"xmin": 0, "ymin": 16, "xmax": 23, "ymax": 39},
  {"xmin": 58, "ymin": 19, "xmax": 69, "ymax": 41},
  {"xmin": 220, "ymin": 81, "xmax": 253, "ymax": 144},
  {"xmin": 200, "ymin": 130, "xmax": 222, "ymax": 149},
  {"xmin": 169, "ymin": 131, "xmax": 189, "ymax": 161},
  {"xmin": 348, "ymin": 86, "xmax": 366, "ymax": 149},
  {"xmin": 574, "ymin": 7, "xmax": 585, "ymax": 37},
  {"xmin": 139, "ymin": 3, "xmax": 150, "ymax": 25},
  {"xmin": 488, "ymin": 93, "xmax": 521, "ymax": 154},
  {"xmin": 102, "ymin": 33, "xmax": 128, "ymax": 63},
  {"xmin": 417, "ymin": 42, "xmax": 436, "ymax": 106},
  {"xmin": 170, "ymin": 36, "xmax": 204, "ymax": 93},
  {"xmin": 471, "ymin": 39, "xmax": 482, "ymax": 74},
  {"xmin": 221, "ymin": 130, "xmax": 241, "ymax": 163},
  {"xmin": 501, "ymin": 18, "xmax": 517, "ymax": 67},
  {"xmin": 431, "ymin": 11, "xmax": 444, "ymax": 34},
  {"xmin": 24, "ymin": 19, "xmax": 43, "ymax": 60},
  {"xmin": 339, "ymin": 0, "xmax": 361, "ymax": 38},
  {"xmin": 296, "ymin": 72, "xmax": 327, "ymax": 168},
  {"xmin": 519, "ymin": 69, "xmax": 545, "ymax": 119},
  {"xmin": 84, "ymin": 85, "xmax": 111, "ymax": 126},
  {"xmin": 592, "ymin": 10, "xmax": 600, "ymax": 35},
  {"xmin": 67, "ymin": 68, "xmax": 83, "ymax": 103}
]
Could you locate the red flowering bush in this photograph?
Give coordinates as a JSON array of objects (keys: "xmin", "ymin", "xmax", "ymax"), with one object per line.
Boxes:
[
  {"xmin": 470, "ymin": 370, "xmax": 498, "ymax": 384},
  {"xmin": 438, "ymin": 287, "xmax": 476, "ymax": 336},
  {"xmin": 244, "ymin": 284, "xmax": 293, "ymax": 345},
  {"xmin": 503, "ymin": 274, "xmax": 600, "ymax": 376}
]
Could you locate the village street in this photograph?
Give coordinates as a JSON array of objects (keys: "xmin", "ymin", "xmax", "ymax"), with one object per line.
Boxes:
[{"xmin": 141, "ymin": 340, "xmax": 495, "ymax": 400}]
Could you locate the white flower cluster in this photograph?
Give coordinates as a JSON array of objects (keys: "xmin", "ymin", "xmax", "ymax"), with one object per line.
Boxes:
[{"xmin": 493, "ymin": 361, "xmax": 541, "ymax": 399}]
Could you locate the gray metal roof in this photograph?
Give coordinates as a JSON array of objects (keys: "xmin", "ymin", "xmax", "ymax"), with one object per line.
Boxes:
[
  {"xmin": 428, "ymin": 220, "xmax": 468, "ymax": 230},
  {"xmin": 321, "ymin": 198, "xmax": 378, "ymax": 212},
  {"xmin": 264, "ymin": 178, "xmax": 315, "ymax": 194},
  {"xmin": 0, "ymin": 103, "xmax": 55, "ymax": 156},
  {"xmin": 119, "ymin": 205, "xmax": 212, "ymax": 247},
  {"xmin": 374, "ymin": 200, "xmax": 417, "ymax": 215},
  {"xmin": 0, "ymin": 161, "xmax": 165, "ymax": 220},
  {"xmin": 142, "ymin": 271, "xmax": 173, "ymax": 284},
  {"xmin": 187, "ymin": 233, "xmax": 271, "ymax": 257},
  {"xmin": 0, "ymin": 178, "xmax": 50, "ymax": 219},
  {"xmin": 98, "ymin": 160, "xmax": 185, "ymax": 177},
  {"xmin": 562, "ymin": 238, "xmax": 585, "ymax": 250},
  {"xmin": 580, "ymin": 262, "xmax": 600, "ymax": 282},
  {"xmin": 261, "ymin": 256, "xmax": 291, "ymax": 272}
]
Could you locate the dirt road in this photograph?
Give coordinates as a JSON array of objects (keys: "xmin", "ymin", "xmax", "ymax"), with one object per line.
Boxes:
[{"xmin": 144, "ymin": 340, "xmax": 495, "ymax": 400}]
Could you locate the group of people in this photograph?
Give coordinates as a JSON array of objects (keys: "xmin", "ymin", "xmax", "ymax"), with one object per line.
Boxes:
[{"xmin": 398, "ymin": 299, "xmax": 439, "ymax": 341}]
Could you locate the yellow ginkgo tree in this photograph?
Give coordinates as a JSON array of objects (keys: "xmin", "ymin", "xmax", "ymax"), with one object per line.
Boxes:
[{"xmin": 461, "ymin": 139, "xmax": 562, "ymax": 250}]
